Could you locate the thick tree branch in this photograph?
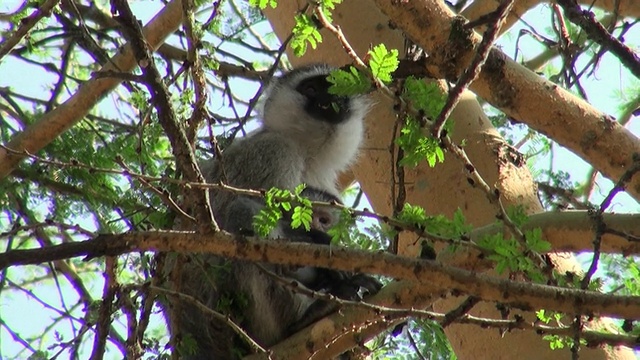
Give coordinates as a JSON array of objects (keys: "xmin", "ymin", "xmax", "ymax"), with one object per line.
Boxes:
[
  {"xmin": 448, "ymin": 211, "xmax": 640, "ymax": 270},
  {"xmin": 461, "ymin": 0, "xmax": 640, "ymax": 35},
  {"xmin": 373, "ymin": 0, "xmax": 640, "ymax": 201},
  {"xmin": 2, "ymin": 231, "xmax": 639, "ymax": 320}
]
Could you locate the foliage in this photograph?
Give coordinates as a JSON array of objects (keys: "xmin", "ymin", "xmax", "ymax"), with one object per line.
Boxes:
[
  {"xmin": 398, "ymin": 204, "xmax": 471, "ymax": 239},
  {"xmin": 328, "ymin": 66, "xmax": 372, "ymax": 95},
  {"xmin": 249, "ymin": 0, "xmax": 277, "ymax": 10},
  {"xmin": 368, "ymin": 43, "xmax": 399, "ymax": 83},
  {"xmin": 316, "ymin": 0, "xmax": 344, "ymax": 23},
  {"xmin": 477, "ymin": 224, "xmax": 551, "ymax": 282},
  {"xmin": 253, "ymin": 184, "xmax": 316, "ymax": 236},
  {"xmin": 395, "ymin": 78, "xmax": 448, "ymax": 167},
  {"xmin": 291, "ymin": 14, "xmax": 322, "ymax": 57},
  {"xmin": 396, "ymin": 116, "xmax": 445, "ymax": 167},
  {"xmin": 403, "ymin": 76, "xmax": 447, "ymax": 119}
]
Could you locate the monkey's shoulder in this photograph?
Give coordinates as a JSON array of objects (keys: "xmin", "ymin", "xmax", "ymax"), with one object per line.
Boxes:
[{"xmin": 217, "ymin": 131, "xmax": 305, "ymax": 189}]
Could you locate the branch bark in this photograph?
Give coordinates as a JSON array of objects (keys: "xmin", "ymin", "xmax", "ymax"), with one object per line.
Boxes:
[
  {"xmin": 2, "ymin": 231, "xmax": 639, "ymax": 320},
  {"xmin": 0, "ymin": 0, "xmax": 62, "ymax": 61},
  {"xmin": 373, "ymin": 0, "xmax": 640, "ymax": 202},
  {"xmin": 461, "ymin": 0, "xmax": 640, "ymax": 34}
]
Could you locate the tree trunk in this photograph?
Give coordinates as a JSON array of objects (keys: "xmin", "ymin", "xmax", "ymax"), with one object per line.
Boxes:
[{"xmin": 263, "ymin": 1, "xmax": 635, "ymax": 358}]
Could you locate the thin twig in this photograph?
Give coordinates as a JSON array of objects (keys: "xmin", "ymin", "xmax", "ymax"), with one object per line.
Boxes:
[
  {"xmin": 0, "ymin": 0, "xmax": 62, "ymax": 61},
  {"xmin": 556, "ymin": 0, "xmax": 640, "ymax": 79},
  {"xmin": 431, "ymin": 0, "xmax": 515, "ymax": 139}
]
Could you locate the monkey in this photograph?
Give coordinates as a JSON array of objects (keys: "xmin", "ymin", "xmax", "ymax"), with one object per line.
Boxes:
[
  {"xmin": 165, "ymin": 64, "xmax": 379, "ymax": 359},
  {"xmin": 277, "ymin": 186, "xmax": 373, "ymax": 293},
  {"xmin": 227, "ymin": 184, "xmax": 381, "ymax": 295},
  {"xmin": 292, "ymin": 188, "xmax": 382, "ymax": 302},
  {"xmin": 170, "ymin": 187, "xmax": 381, "ymax": 359}
]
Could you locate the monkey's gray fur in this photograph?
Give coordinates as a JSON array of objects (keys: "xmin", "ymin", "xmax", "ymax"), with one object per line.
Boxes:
[{"xmin": 165, "ymin": 64, "xmax": 379, "ymax": 359}]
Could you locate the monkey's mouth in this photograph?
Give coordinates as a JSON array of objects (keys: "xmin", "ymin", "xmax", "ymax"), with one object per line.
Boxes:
[{"xmin": 319, "ymin": 100, "xmax": 343, "ymax": 114}]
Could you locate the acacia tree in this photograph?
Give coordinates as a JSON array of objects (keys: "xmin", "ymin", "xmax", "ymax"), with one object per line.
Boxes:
[{"xmin": 0, "ymin": 0, "xmax": 639, "ymax": 359}]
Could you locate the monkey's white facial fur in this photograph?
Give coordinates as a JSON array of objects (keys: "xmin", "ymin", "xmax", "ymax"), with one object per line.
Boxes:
[{"xmin": 261, "ymin": 64, "xmax": 372, "ymax": 194}]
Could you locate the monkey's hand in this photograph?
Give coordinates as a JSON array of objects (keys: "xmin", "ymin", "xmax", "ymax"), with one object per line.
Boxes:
[
  {"xmin": 287, "ymin": 272, "xmax": 382, "ymax": 338},
  {"xmin": 306, "ymin": 270, "xmax": 381, "ymax": 300}
]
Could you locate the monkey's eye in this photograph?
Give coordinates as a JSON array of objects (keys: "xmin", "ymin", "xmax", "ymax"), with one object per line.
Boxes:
[{"xmin": 318, "ymin": 216, "xmax": 331, "ymax": 225}]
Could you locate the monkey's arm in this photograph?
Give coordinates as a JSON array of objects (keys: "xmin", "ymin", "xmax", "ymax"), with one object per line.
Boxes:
[
  {"xmin": 287, "ymin": 272, "xmax": 383, "ymax": 336},
  {"xmin": 224, "ymin": 197, "xmax": 263, "ymax": 236}
]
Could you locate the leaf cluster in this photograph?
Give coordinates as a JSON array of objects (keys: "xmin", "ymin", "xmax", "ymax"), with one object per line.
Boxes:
[
  {"xmin": 397, "ymin": 204, "xmax": 471, "ymax": 239},
  {"xmin": 291, "ymin": 14, "xmax": 322, "ymax": 57},
  {"xmin": 477, "ymin": 207, "xmax": 551, "ymax": 282},
  {"xmin": 395, "ymin": 116, "xmax": 444, "ymax": 168},
  {"xmin": 253, "ymin": 184, "xmax": 313, "ymax": 236},
  {"xmin": 395, "ymin": 78, "xmax": 448, "ymax": 168}
]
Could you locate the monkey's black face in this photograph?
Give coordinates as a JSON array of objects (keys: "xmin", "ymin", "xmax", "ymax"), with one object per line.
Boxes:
[{"xmin": 295, "ymin": 75, "xmax": 350, "ymax": 124}]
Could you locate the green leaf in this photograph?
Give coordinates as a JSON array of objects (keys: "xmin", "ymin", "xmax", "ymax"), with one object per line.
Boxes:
[
  {"xmin": 253, "ymin": 188, "xmax": 294, "ymax": 237},
  {"xmin": 291, "ymin": 14, "xmax": 322, "ymax": 57},
  {"xmin": 368, "ymin": 44, "xmax": 399, "ymax": 83},
  {"xmin": 249, "ymin": 0, "xmax": 277, "ymax": 9},
  {"xmin": 525, "ymin": 228, "xmax": 551, "ymax": 253},
  {"xmin": 291, "ymin": 206, "xmax": 313, "ymax": 231},
  {"xmin": 397, "ymin": 204, "xmax": 470, "ymax": 239},
  {"xmin": 536, "ymin": 309, "xmax": 550, "ymax": 323},
  {"xmin": 294, "ymin": 183, "xmax": 307, "ymax": 195},
  {"xmin": 403, "ymin": 77, "xmax": 447, "ymax": 119},
  {"xmin": 505, "ymin": 204, "xmax": 529, "ymax": 227},
  {"xmin": 320, "ymin": 0, "xmax": 342, "ymax": 10},
  {"xmin": 327, "ymin": 208, "xmax": 354, "ymax": 245},
  {"xmin": 253, "ymin": 206, "xmax": 282, "ymax": 237},
  {"xmin": 317, "ymin": 0, "xmax": 343, "ymax": 22},
  {"xmin": 395, "ymin": 117, "xmax": 445, "ymax": 168},
  {"xmin": 327, "ymin": 67, "xmax": 372, "ymax": 95}
]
